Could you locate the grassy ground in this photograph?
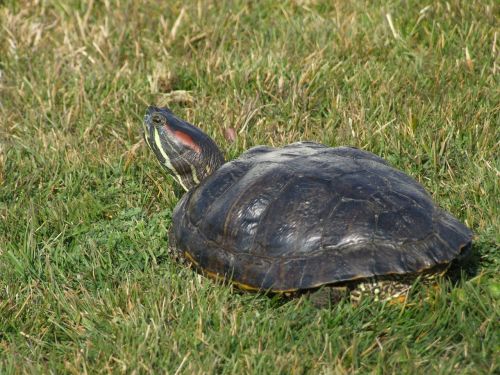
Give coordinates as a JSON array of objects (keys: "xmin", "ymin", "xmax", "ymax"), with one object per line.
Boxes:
[{"xmin": 0, "ymin": 0, "xmax": 498, "ymax": 373}]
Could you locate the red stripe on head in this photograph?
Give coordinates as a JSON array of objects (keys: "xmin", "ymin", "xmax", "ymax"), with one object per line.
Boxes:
[
  {"xmin": 162, "ymin": 124, "xmax": 201, "ymax": 154},
  {"xmin": 174, "ymin": 130, "xmax": 202, "ymax": 154}
]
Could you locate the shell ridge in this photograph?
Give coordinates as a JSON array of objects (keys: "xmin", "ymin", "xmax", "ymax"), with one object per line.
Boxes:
[
  {"xmin": 170, "ymin": 143, "xmax": 472, "ymax": 291},
  {"xmin": 223, "ymin": 162, "xmax": 296, "ymax": 252}
]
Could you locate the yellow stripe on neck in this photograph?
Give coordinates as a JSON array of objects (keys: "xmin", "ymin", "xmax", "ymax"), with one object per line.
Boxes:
[
  {"xmin": 153, "ymin": 127, "xmax": 189, "ymax": 191},
  {"xmin": 191, "ymin": 165, "xmax": 200, "ymax": 185}
]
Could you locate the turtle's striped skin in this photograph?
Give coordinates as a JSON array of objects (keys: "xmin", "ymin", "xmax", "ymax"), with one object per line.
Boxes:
[
  {"xmin": 143, "ymin": 106, "xmax": 472, "ymax": 305},
  {"xmin": 142, "ymin": 107, "xmax": 223, "ymax": 191}
]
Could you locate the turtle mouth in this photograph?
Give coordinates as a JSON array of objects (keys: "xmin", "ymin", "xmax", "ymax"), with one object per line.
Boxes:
[
  {"xmin": 143, "ymin": 106, "xmax": 157, "ymax": 129},
  {"xmin": 142, "ymin": 107, "xmax": 158, "ymax": 150}
]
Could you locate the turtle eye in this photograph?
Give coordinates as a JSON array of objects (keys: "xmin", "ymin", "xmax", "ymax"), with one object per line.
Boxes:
[{"xmin": 152, "ymin": 113, "xmax": 163, "ymax": 125}]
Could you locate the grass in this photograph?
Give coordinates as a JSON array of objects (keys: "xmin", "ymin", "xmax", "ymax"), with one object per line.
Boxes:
[{"xmin": 0, "ymin": 0, "xmax": 498, "ymax": 373}]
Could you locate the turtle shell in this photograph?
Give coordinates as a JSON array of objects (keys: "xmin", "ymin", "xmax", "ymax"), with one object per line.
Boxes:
[{"xmin": 170, "ymin": 142, "xmax": 472, "ymax": 292}]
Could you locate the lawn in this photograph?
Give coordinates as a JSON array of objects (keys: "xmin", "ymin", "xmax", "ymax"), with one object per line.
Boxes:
[{"xmin": 0, "ymin": 0, "xmax": 498, "ymax": 373}]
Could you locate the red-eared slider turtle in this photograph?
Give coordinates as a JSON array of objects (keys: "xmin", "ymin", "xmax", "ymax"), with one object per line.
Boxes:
[{"xmin": 142, "ymin": 106, "xmax": 472, "ymax": 304}]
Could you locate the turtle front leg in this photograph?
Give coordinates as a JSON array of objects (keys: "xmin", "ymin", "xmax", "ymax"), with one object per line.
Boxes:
[{"xmin": 167, "ymin": 226, "xmax": 187, "ymax": 265}]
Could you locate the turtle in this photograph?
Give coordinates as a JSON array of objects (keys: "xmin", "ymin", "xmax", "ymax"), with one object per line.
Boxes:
[{"xmin": 142, "ymin": 106, "xmax": 472, "ymax": 305}]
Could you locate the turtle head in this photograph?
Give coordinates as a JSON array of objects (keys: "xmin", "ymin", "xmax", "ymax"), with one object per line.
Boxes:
[{"xmin": 143, "ymin": 106, "xmax": 225, "ymax": 191}]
